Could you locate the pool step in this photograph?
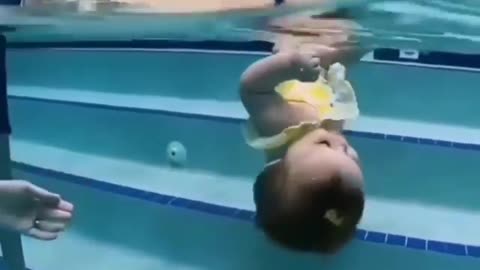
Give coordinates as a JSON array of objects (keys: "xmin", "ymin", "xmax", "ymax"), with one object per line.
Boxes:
[
  {"xmin": 7, "ymin": 48, "xmax": 480, "ymax": 129},
  {"xmin": 14, "ymin": 162, "xmax": 480, "ymax": 269},
  {"xmin": 10, "ymin": 138, "xmax": 480, "ymax": 248},
  {"xmin": 9, "ymin": 86, "xmax": 480, "ymax": 145},
  {"xmin": 7, "ymin": 94, "xmax": 480, "ymax": 215}
]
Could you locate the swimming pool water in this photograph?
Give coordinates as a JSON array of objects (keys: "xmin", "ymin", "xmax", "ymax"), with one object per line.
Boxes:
[
  {"xmin": 12, "ymin": 166, "xmax": 480, "ymax": 270},
  {"xmin": 4, "ymin": 46, "xmax": 480, "ymax": 269},
  {"xmin": 8, "ymin": 48, "xmax": 480, "ymax": 128},
  {"xmin": 2, "ymin": 0, "xmax": 480, "ymax": 53},
  {"xmin": 8, "ymin": 95, "xmax": 480, "ymax": 244}
]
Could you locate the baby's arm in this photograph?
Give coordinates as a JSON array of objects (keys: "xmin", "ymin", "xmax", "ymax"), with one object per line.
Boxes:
[
  {"xmin": 240, "ymin": 51, "xmax": 321, "ymax": 112},
  {"xmin": 240, "ymin": 51, "xmax": 322, "ymax": 135},
  {"xmin": 241, "ymin": 52, "xmax": 317, "ymax": 95}
]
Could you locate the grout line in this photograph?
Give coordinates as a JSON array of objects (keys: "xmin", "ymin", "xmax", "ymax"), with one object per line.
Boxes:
[
  {"xmin": 11, "ymin": 161, "xmax": 480, "ymax": 259},
  {"xmin": 8, "ymin": 94, "xmax": 480, "ymax": 152}
]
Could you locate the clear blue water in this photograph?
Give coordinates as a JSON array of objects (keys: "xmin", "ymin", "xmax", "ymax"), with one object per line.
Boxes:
[
  {"xmin": 7, "ymin": 49, "xmax": 480, "ymax": 128},
  {"xmin": 12, "ymin": 169, "xmax": 480, "ymax": 270},
  {"xmin": 2, "ymin": 1, "xmax": 480, "ymax": 269},
  {"xmin": 4, "ymin": 46, "xmax": 480, "ymax": 269},
  {"xmin": 0, "ymin": 0, "xmax": 479, "ymax": 52}
]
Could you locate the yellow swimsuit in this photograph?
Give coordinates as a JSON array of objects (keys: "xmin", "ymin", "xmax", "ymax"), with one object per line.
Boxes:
[{"xmin": 244, "ymin": 63, "xmax": 359, "ymax": 150}]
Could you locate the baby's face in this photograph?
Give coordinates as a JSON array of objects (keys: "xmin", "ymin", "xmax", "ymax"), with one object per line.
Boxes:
[{"xmin": 284, "ymin": 130, "xmax": 363, "ymax": 188}]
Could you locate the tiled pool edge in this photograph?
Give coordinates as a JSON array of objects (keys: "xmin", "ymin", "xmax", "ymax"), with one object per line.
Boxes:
[
  {"xmin": 12, "ymin": 161, "xmax": 480, "ymax": 259},
  {"xmin": 9, "ymin": 94, "xmax": 480, "ymax": 153}
]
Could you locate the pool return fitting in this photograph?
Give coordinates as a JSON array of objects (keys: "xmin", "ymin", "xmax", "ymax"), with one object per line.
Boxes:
[{"xmin": 166, "ymin": 141, "xmax": 187, "ymax": 167}]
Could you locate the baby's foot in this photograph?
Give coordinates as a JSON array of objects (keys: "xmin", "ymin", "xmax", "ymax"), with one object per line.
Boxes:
[{"xmin": 0, "ymin": 180, "xmax": 74, "ymax": 240}]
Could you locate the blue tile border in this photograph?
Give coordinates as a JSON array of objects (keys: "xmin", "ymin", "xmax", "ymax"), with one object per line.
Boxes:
[
  {"xmin": 386, "ymin": 234, "xmax": 406, "ymax": 246},
  {"xmin": 468, "ymin": 246, "xmax": 480, "ymax": 257},
  {"xmin": 11, "ymin": 161, "xmax": 480, "ymax": 259},
  {"xmin": 7, "ymin": 40, "xmax": 275, "ymax": 52},
  {"xmin": 407, "ymin": 237, "xmax": 427, "ymax": 250},
  {"xmin": 365, "ymin": 231, "xmax": 386, "ymax": 243},
  {"xmin": 9, "ymin": 94, "xmax": 480, "ymax": 153},
  {"xmin": 428, "ymin": 241, "xmax": 467, "ymax": 256}
]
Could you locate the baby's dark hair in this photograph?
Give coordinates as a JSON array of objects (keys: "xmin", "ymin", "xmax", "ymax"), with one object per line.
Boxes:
[{"xmin": 253, "ymin": 160, "xmax": 364, "ymax": 254}]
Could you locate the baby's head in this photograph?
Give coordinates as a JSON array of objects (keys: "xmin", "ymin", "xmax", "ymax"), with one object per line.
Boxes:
[{"xmin": 254, "ymin": 129, "xmax": 364, "ymax": 254}]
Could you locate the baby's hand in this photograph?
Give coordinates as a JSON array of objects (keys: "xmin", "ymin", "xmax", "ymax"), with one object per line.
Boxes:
[
  {"xmin": 288, "ymin": 44, "xmax": 350, "ymax": 82},
  {"xmin": 289, "ymin": 50, "xmax": 322, "ymax": 82}
]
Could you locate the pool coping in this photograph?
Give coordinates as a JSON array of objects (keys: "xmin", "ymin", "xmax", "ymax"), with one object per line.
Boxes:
[{"xmin": 12, "ymin": 161, "xmax": 480, "ymax": 259}]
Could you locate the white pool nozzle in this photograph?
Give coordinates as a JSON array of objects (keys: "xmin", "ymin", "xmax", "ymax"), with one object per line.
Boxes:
[{"xmin": 166, "ymin": 141, "xmax": 187, "ymax": 167}]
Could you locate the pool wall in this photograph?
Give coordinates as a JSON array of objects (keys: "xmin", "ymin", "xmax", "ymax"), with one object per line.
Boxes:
[
  {"xmin": 7, "ymin": 96, "xmax": 480, "ymax": 212},
  {"xmin": 7, "ymin": 48, "xmax": 480, "ymax": 128},
  {"xmin": 7, "ymin": 47, "xmax": 480, "ymax": 211}
]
